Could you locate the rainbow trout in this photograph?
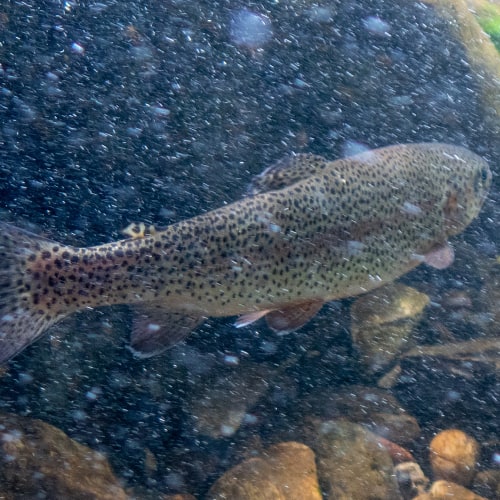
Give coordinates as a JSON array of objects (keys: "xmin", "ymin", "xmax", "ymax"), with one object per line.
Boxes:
[{"xmin": 0, "ymin": 143, "xmax": 491, "ymax": 363}]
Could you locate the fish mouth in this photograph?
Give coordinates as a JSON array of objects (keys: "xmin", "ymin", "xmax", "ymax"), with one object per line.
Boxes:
[{"xmin": 443, "ymin": 191, "xmax": 464, "ymax": 236}]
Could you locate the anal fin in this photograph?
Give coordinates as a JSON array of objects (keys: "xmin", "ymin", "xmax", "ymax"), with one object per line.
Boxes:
[
  {"xmin": 235, "ymin": 309, "xmax": 271, "ymax": 328},
  {"xmin": 265, "ymin": 300, "xmax": 324, "ymax": 334},
  {"xmin": 130, "ymin": 304, "xmax": 204, "ymax": 358}
]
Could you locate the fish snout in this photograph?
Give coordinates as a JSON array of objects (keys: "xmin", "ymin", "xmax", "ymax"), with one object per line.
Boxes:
[{"xmin": 443, "ymin": 152, "xmax": 491, "ymax": 236}]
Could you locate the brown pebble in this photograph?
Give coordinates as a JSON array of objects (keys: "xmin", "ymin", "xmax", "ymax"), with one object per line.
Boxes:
[
  {"xmin": 395, "ymin": 461, "xmax": 429, "ymax": 500},
  {"xmin": 375, "ymin": 436, "xmax": 415, "ymax": 464},
  {"xmin": 429, "ymin": 479, "xmax": 487, "ymax": 499},
  {"xmin": 441, "ymin": 290, "xmax": 472, "ymax": 309}
]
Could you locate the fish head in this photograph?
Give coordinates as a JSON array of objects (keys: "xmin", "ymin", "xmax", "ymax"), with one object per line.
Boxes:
[{"xmin": 439, "ymin": 146, "xmax": 491, "ymax": 236}]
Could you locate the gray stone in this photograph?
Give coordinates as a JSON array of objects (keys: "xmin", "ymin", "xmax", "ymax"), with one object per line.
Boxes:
[{"xmin": 313, "ymin": 420, "xmax": 402, "ymax": 500}]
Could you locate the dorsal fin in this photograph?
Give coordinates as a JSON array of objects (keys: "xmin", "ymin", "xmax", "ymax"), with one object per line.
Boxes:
[
  {"xmin": 248, "ymin": 153, "xmax": 329, "ymax": 195},
  {"xmin": 122, "ymin": 222, "xmax": 157, "ymax": 239}
]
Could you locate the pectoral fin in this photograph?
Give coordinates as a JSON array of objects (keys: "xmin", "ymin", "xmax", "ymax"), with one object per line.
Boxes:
[
  {"xmin": 130, "ymin": 305, "xmax": 204, "ymax": 358},
  {"xmin": 235, "ymin": 310, "xmax": 271, "ymax": 328},
  {"xmin": 424, "ymin": 242, "xmax": 454, "ymax": 270},
  {"xmin": 265, "ymin": 300, "xmax": 324, "ymax": 333}
]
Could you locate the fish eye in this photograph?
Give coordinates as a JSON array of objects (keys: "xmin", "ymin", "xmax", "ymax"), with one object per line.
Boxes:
[
  {"xmin": 474, "ymin": 166, "xmax": 490, "ymax": 192},
  {"xmin": 480, "ymin": 166, "xmax": 489, "ymax": 183}
]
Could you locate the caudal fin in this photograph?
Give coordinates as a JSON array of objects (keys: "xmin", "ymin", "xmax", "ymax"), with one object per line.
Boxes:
[{"xmin": 0, "ymin": 223, "xmax": 58, "ymax": 363}]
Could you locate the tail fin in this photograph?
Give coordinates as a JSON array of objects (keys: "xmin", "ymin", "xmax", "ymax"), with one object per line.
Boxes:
[{"xmin": 0, "ymin": 223, "xmax": 59, "ymax": 363}]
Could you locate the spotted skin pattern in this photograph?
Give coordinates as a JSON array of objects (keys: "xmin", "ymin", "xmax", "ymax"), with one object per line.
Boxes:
[{"xmin": 0, "ymin": 143, "xmax": 491, "ymax": 362}]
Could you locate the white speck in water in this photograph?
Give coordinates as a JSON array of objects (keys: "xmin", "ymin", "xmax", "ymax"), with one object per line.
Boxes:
[
  {"xmin": 165, "ymin": 472, "xmax": 185, "ymax": 490},
  {"xmin": 230, "ymin": 9, "xmax": 273, "ymax": 49},
  {"xmin": 72, "ymin": 410, "xmax": 88, "ymax": 421},
  {"xmin": 18, "ymin": 372, "xmax": 33, "ymax": 385},
  {"xmin": 1, "ymin": 429, "xmax": 22, "ymax": 443},
  {"xmin": 71, "ymin": 42, "xmax": 85, "ymax": 54},
  {"xmin": 342, "ymin": 140, "xmax": 370, "ymax": 158},
  {"xmin": 347, "ymin": 240, "xmax": 365, "ymax": 256},
  {"xmin": 1, "ymin": 314, "xmax": 14, "ymax": 322},
  {"xmin": 127, "ymin": 127, "xmax": 142, "ymax": 137},
  {"xmin": 130, "ymin": 46, "xmax": 153, "ymax": 61},
  {"xmin": 260, "ymin": 340, "xmax": 278, "ymax": 355},
  {"xmin": 446, "ymin": 390, "xmax": 461, "ymax": 402},
  {"xmin": 294, "ymin": 78, "xmax": 309, "ymax": 89},
  {"xmin": 147, "ymin": 323, "xmax": 161, "ymax": 332},
  {"xmin": 363, "ymin": 392, "xmax": 380, "ymax": 403},
  {"xmin": 89, "ymin": 3, "xmax": 109, "ymax": 14},
  {"xmin": 152, "ymin": 106, "xmax": 170, "ymax": 117},
  {"xmin": 223, "ymin": 354, "xmax": 240, "ymax": 366},
  {"xmin": 402, "ymin": 201, "xmax": 423, "ymax": 216},
  {"xmin": 182, "ymin": 29, "xmax": 193, "ymax": 42},
  {"xmin": 220, "ymin": 424, "xmax": 236, "ymax": 437},
  {"xmin": 243, "ymin": 413, "xmax": 258, "ymax": 425},
  {"xmin": 307, "ymin": 6, "xmax": 334, "ymax": 23},
  {"xmin": 268, "ymin": 223, "xmax": 281, "ymax": 233},
  {"xmin": 86, "ymin": 386, "xmax": 102, "ymax": 401},
  {"xmin": 389, "ymin": 95, "xmax": 413, "ymax": 106},
  {"xmin": 363, "ymin": 16, "xmax": 391, "ymax": 36},
  {"xmin": 493, "ymin": 452, "xmax": 500, "ymax": 465},
  {"xmin": 410, "ymin": 253, "xmax": 426, "ymax": 263}
]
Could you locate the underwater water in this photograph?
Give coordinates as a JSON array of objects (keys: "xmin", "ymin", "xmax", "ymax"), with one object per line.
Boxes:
[{"xmin": 0, "ymin": 0, "xmax": 498, "ymax": 498}]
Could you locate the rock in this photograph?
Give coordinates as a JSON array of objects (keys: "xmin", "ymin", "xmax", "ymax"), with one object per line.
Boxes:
[
  {"xmin": 468, "ymin": 0, "xmax": 500, "ymax": 52},
  {"xmin": 303, "ymin": 385, "xmax": 420, "ymax": 445},
  {"xmin": 375, "ymin": 436, "xmax": 415, "ymax": 464},
  {"xmin": 207, "ymin": 441, "xmax": 321, "ymax": 500},
  {"xmin": 428, "ymin": 479, "xmax": 487, "ymax": 499},
  {"xmin": 0, "ymin": 412, "xmax": 127, "ymax": 499},
  {"xmin": 429, "ymin": 429, "xmax": 480, "ymax": 487},
  {"xmin": 371, "ymin": 411, "xmax": 420, "ymax": 445},
  {"xmin": 351, "ymin": 284, "xmax": 429, "ymax": 375},
  {"xmin": 473, "ymin": 469, "xmax": 500, "ymax": 499},
  {"xmin": 313, "ymin": 420, "xmax": 401, "ymax": 499},
  {"xmin": 187, "ymin": 361, "xmax": 275, "ymax": 438},
  {"xmin": 127, "ymin": 489, "xmax": 196, "ymax": 500},
  {"xmin": 392, "ymin": 339, "xmax": 499, "ymax": 434},
  {"xmin": 422, "ymin": 0, "xmax": 500, "ymax": 132},
  {"xmin": 394, "ymin": 462, "xmax": 429, "ymax": 500},
  {"xmin": 163, "ymin": 495, "xmax": 197, "ymax": 500}
]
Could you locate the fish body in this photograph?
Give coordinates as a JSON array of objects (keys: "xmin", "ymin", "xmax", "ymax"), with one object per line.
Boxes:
[{"xmin": 0, "ymin": 143, "xmax": 491, "ymax": 362}]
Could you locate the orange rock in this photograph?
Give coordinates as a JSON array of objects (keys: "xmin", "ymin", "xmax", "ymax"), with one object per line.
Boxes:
[{"xmin": 429, "ymin": 429, "xmax": 479, "ymax": 487}]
